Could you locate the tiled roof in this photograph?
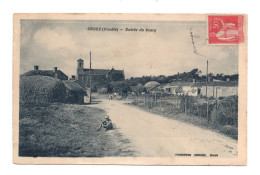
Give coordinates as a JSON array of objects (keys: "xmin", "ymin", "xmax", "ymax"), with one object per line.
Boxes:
[
  {"xmin": 83, "ymin": 68, "xmax": 124, "ymax": 75},
  {"xmin": 83, "ymin": 68, "xmax": 110, "ymax": 75},
  {"xmin": 203, "ymin": 81, "xmax": 238, "ymax": 87},
  {"xmin": 163, "ymin": 81, "xmax": 238, "ymax": 87}
]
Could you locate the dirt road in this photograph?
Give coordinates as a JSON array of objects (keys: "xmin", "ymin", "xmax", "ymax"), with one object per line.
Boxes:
[{"xmin": 91, "ymin": 98, "xmax": 237, "ymax": 157}]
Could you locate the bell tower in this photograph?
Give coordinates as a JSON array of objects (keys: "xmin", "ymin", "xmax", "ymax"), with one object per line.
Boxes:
[
  {"xmin": 77, "ymin": 59, "xmax": 84, "ymax": 69},
  {"xmin": 77, "ymin": 59, "xmax": 84, "ymax": 81}
]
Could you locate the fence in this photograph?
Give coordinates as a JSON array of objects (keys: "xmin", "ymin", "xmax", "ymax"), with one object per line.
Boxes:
[
  {"xmin": 131, "ymin": 93, "xmax": 237, "ymax": 123},
  {"xmin": 133, "ymin": 93, "xmax": 180, "ymax": 113}
]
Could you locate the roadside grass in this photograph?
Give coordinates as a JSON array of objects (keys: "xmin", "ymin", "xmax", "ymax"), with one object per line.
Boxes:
[
  {"xmin": 19, "ymin": 103, "xmax": 136, "ymax": 157},
  {"xmin": 128, "ymin": 101, "xmax": 237, "ymax": 140}
]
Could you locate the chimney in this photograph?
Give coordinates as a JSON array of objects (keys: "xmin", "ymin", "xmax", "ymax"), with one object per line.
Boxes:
[
  {"xmin": 71, "ymin": 75, "xmax": 75, "ymax": 80},
  {"xmin": 34, "ymin": 65, "xmax": 39, "ymax": 71},
  {"xmin": 54, "ymin": 67, "xmax": 58, "ymax": 73}
]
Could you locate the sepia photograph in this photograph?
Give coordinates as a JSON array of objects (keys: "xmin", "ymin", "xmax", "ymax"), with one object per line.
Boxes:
[{"xmin": 13, "ymin": 13, "xmax": 247, "ymax": 165}]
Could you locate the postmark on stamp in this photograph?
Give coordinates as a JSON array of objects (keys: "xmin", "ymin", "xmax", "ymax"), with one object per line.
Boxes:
[{"xmin": 208, "ymin": 15, "xmax": 244, "ymax": 44}]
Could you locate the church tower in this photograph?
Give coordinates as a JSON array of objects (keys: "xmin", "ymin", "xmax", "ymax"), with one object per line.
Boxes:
[
  {"xmin": 77, "ymin": 59, "xmax": 84, "ymax": 69},
  {"xmin": 77, "ymin": 59, "xmax": 84, "ymax": 81}
]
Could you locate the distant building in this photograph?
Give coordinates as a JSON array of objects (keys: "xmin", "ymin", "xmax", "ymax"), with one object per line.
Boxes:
[
  {"xmin": 76, "ymin": 59, "xmax": 125, "ymax": 88},
  {"xmin": 22, "ymin": 65, "xmax": 68, "ymax": 80},
  {"xmin": 163, "ymin": 81, "xmax": 238, "ymax": 98},
  {"xmin": 163, "ymin": 82, "xmax": 201, "ymax": 96},
  {"xmin": 70, "ymin": 75, "xmax": 76, "ymax": 80},
  {"xmin": 200, "ymin": 81, "xmax": 238, "ymax": 98}
]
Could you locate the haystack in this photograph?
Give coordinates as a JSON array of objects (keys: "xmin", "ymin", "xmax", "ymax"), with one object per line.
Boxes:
[
  {"xmin": 20, "ymin": 76, "xmax": 66, "ymax": 104},
  {"xmin": 22, "ymin": 70, "xmax": 55, "ymax": 77}
]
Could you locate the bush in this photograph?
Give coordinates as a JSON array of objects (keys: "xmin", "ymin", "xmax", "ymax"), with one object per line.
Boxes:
[
  {"xmin": 107, "ymin": 81, "xmax": 131, "ymax": 96},
  {"xmin": 98, "ymin": 87, "xmax": 108, "ymax": 94},
  {"xmin": 211, "ymin": 95, "xmax": 238, "ymax": 127}
]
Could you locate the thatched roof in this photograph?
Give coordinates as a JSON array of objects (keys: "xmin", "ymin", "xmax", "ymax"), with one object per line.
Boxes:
[
  {"xmin": 63, "ymin": 81, "xmax": 86, "ymax": 93},
  {"xmin": 22, "ymin": 70, "xmax": 54, "ymax": 77},
  {"xmin": 144, "ymin": 81, "xmax": 161, "ymax": 89}
]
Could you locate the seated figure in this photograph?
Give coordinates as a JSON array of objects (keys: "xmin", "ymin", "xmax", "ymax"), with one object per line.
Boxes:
[{"xmin": 97, "ymin": 116, "xmax": 113, "ymax": 131}]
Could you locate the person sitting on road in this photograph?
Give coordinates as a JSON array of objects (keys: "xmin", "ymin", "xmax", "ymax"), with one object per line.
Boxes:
[
  {"xmin": 96, "ymin": 116, "xmax": 113, "ymax": 131},
  {"xmin": 108, "ymin": 94, "xmax": 113, "ymax": 100}
]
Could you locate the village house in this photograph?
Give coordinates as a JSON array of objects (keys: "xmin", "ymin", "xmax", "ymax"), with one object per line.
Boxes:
[
  {"xmin": 200, "ymin": 81, "xmax": 238, "ymax": 98},
  {"xmin": 22, "ymin": 65, "xmax": 68, "ymax": 80},
  {"xmin": 163, "ymin": 83, "xmax": 179, "ymax": 95},
  {"xmin": 76, "ymin": 59, "xmax": 125, "ymax": 89},
  {"xmin": 63, "ymin": 80, "xmax": 86, "ymax": 104},
  {"xmin": 163, "ymin": 79, "xmax": 238, "ymax": 98},
  {"xmin": 163, "ymin": 82, "xmax": 201, "ymax": 96}
]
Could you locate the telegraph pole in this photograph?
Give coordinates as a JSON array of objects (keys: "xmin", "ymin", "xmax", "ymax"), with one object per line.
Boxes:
[
  {"xmin": 206, "ymin": 60, "xmax": 209, "ymax": 121},
  {"xmin": 89, "ymin": 51, "xmax": 92, "ymax": 104}
]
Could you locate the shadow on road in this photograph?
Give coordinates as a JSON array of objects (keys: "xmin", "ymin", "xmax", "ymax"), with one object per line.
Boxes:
[{"xmin": 84, "ymin": 101, "xmax": 101, "ymax": 105}]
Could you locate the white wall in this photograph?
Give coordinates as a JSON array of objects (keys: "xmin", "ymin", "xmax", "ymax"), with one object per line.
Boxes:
[{"xmin": 201, "ymin": 86, "xmax": 238, "ymax": 98}]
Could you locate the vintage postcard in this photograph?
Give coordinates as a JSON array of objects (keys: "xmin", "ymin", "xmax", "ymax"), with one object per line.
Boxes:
[{"xmin": 13, "ymin": 13, "xmax": 247, "ymax": 165}]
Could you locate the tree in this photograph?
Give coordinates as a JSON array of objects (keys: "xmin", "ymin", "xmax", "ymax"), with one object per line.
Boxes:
[{"xmin": 107, "ymin": 81, "xmax": 131, "ymax": 97}]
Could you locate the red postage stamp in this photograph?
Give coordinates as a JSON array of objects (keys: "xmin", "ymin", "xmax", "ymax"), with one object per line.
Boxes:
[{"xmin": 208, "ymin": 15, "xmax": 244, "ymax": 44}]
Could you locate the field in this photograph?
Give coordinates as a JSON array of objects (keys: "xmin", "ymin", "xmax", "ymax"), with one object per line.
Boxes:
[{"xmin": 19, "ymin": 103, "xmax": 136, "ymax": 157}]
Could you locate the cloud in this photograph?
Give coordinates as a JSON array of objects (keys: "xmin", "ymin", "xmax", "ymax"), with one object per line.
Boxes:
[
  {"xmin": 21, "ymin": 21, "xmax": 238, "ymax": 78},
  {"xmin": 33, "ymin": 27, "xmax": 78, "ymax": 53}
]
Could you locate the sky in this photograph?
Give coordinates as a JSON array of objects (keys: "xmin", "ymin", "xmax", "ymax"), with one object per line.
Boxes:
[{"xmin": 20, "ymin": 20, "xmax": 238, "ymax": 79}]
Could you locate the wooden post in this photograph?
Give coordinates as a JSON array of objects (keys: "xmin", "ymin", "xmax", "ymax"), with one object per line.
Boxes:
[
  {"xmin": 150, "ymin": 95, "xmax": 151, "ymax": 108},
  {"xmin": 185, "ymin": 96, "xmax": 187, "ymax": 116},
  {"xmin": 170, "ymin": 100, "xmax": 172, "ymax": 112},
  {"xmin": 177, "ymin": 97, "xmax": 179, "ymax": 109},
  {"xmin": 155, "ymin": 93, "xmax": 157, "ymax": 107},
  {"xmin": 216, "ymin": 88, "xmax": 218, "ymax": 110},
  {"xmin": 216, "ymin": 87, "xmax": 218, "ymax": 99},
  {"xmin": 89, "ymin": 51, "xmax": 92, "ymax": 104},
  {"xmin": 206, "ymin": 60, "xmax": 209, "ymax": 121},
  {"xmin": 189, "ymin": 97, "xmax": 191, "ymax": 116},
  {"xmin": 171, "ymin": 100, "xmax": 173, "ymax": 113},
  {"xmin": 197, "ymin": 101, "xmax": 200, "ymax": 117},
  {"xmin": 152, "ymin": 94, "xmax": 154, "ymax": 108},
  {"xmin": 213, "ymin": 86, "xmax": 215, "ymax": 98},
  {"xmin": 160, "ymin": 95, "xmax": 162, "ymax": 109}
]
